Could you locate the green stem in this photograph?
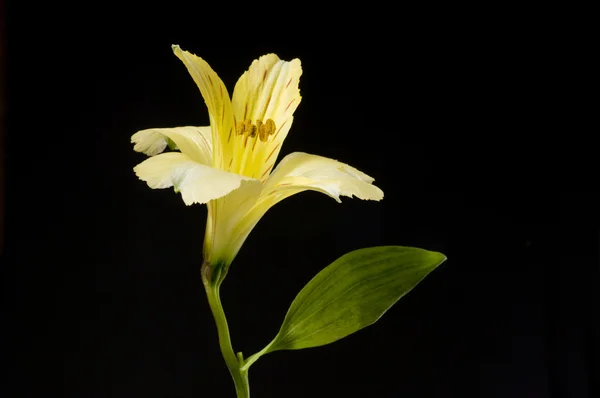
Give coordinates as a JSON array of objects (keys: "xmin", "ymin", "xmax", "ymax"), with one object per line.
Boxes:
[{"xmin": 202, "ymin": 263, "xmax": 250, "ymax": 398}]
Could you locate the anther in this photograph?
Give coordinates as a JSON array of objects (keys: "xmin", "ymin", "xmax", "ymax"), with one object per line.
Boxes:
[
  {"xmin": 258, "ymin": 124, "xmax": 268, "ymax": 142},
  {"xmin": 236, "ymin": 122, "xmax": 245, "ymax": 135},
  {"xmin": 265, "ymin": 119, "xmax": 276, "ymax": 135},
  {"xmin": 248, "ymin": 124, "xmax": 257, "ymax": 138},
  {"xmin": 235, "ymin": 118, "xmax": 276, "ymax": 141}
]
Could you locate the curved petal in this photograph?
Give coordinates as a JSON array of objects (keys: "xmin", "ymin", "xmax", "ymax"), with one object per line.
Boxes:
[
  {"xmin": 131, "ymin": 126, "xmax": 213, "ymax": 164},
  {"xmin": 133, "ymin": 152, "xmax": 250, "ymax": 205},
  {"xmin": 131, "ymin": 128, "xmax": 170, "ymax": 156},
  {"xmin": 203, "ymin": 179, "xmax": 263, "ymax": 266},
  {"xmin": 172, "ymin": 45, "xmax": 235, "ymax": 169},
  {"xmin": 261, "ymin": 152, "xmax": 384, "ymax": 205},
  {"xmin": 210, "ymin": 152, "xmax": 383, "ymax": 265},
  {"xmin": 230, "ymin": 54, "xmax": 302, "ymax": 179}
]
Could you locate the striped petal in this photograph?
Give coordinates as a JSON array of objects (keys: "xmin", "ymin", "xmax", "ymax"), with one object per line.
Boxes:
[
  {"xmin": 207, "ymin": 152, "xmax": 383, "ymax": 265},
  {"xmin": 229, "ymin": 54, "xmax": 302, "ymax": 179},
  {"xmin": 172, "ymin": 45, "xmax": 235, "ymax": 170},
  {"xmin": 261, "ymin": 152, "xmax": 384, "ymax": 205}
]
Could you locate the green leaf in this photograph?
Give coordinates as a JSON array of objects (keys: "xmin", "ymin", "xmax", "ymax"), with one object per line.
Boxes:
[{"xmin": 267, "ymin": 246, "xmax": 446, "ymax": 352}]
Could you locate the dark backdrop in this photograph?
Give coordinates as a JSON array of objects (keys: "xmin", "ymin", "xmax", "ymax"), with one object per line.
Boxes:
[{"xmin": 3, "ymin": 3, "xmax": 598, "ymax": 398}]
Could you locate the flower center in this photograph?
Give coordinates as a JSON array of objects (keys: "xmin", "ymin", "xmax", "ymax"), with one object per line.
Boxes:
[{"xmin": 235, "ymin": 118, "xmax": 276, "ymax": 142}]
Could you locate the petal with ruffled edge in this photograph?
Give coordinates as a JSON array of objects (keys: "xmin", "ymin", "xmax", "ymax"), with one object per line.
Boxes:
[
  {"xmin": 217, "ymin": 152, "xmax": 383, "ymax": 265},
  {"xmin": 261, "ymin": 152, "xmax": 384, "ymax": 205},
  {"xmin": 131, "ymin": 126, "xmax": 213, "ymax": 164},
  {"xmin": 133, "ymin": 152, "xmax": 251, "ymax": 205}
]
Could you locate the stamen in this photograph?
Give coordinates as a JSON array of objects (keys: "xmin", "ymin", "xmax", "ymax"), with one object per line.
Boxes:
[
  {"xmin": 236, "ymin": 122, "xmax": 245, "ymax": 135},
  {"xmin": 258, "ymin": 124, "xmax": 268, "ymax": 142},
  {"xmin": 248, "ymin": 125, "xmax": 257, "ymax": 138},
  {"xmin": 235, "ymin": 118, "xmax": 277, "ymax": 142},
  {"xmin": 259, "ymin": 119, "xmax": 275, "ymax": 142},
  {"xmin": 264, "ymin": 119, "xmax": 276, "ymax": 135}
]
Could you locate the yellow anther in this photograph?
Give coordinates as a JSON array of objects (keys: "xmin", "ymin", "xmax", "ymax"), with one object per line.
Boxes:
[
  {"xmin": 236, "ymin": 122, "xmax": 245, "ymax": 135},
  {"xmin": 248, "ymin": 124, "xmax": 257, "ymax": 138},
  {"xmin": 258, "ymin": 121, "xmax": 268, "ymax": 142},
  {"xmin": 259, "ymin": 119, "xmax": 276, "ymax": 141},
  {"xmin": 265, "ymin": 119, "xmax": 276, "ymax": 135},
  {"xmin": 235, "ymin": 118, "xmax": 276, "ymax": 141},
  {"xmin": 258, "ymin": 129, "xmax": 268, "ymax": 142},
  {"xmin": 256, "ymin": 120, "xmax": 266, "ymax": 141}
]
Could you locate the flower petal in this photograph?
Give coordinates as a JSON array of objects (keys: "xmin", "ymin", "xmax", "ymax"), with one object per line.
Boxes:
[
  {"xmin": 232, "ymin": 54, "xmax": 302, "ymax": 130},
  {"xmin": 133, "ymin": 152, "xmax": 250, "ymax": 205},
  {"xmin": 172, "ymin": 45, "xmax": 235, "ymax": 169},
  {"xmin": 131, "ymin": 126, "xmax": 213, "ymax": 164},
  {"xmin": 230, "ymin": 54, "xmax": 302, "ymax": 179},
  {"xmin": 203, "ymin": 179, "xmax": 263, "ymax": 266},
  {"xmin": 131, "ymin": 128, "xmax": 170, "ymax": 156},
  {"xmin": 210, "ymin": 152, "xmax": 382, "ymax": 265},
  {"xmin": 261, "ymin": 152, "xmax": 384, "ymax": 204}
]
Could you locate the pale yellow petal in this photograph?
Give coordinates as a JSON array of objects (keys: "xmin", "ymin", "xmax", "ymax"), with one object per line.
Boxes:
[
  {"xmin": 261, "ymin": 152, "xmax": 384, "ymax": 204},
  {"xmin": 131, "ymin": 126, "xmax": 212, "ymax": 164},
  {"xmin": 207, "ymin": 152, "xmax": 382, "ymax": 265},
  {"xmin": 130, "ymin": 128, "xmax": 169, "ymax": 156},
  {"xmin": 203, "ymin": 179, "xmax": 263, "ymax": 266},
  {"xmin": 133, "ymin": 152, "xmax": 250, "ymax": 205},
  {"xmin": 230, "ymin": 54, "xmax": 302, "ymax": 179},
  {"xmin": 232, "ymin": 54, "xmax": 302, "ymax": 126},
  {"xmin": 172, "ymin": 45, "xmax": 235, "ymax": 170}
]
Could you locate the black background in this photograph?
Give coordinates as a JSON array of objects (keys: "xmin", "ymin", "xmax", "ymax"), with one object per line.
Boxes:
[{"xmin": 3, "ymin": 3, "xmax": 598, "ymax": 398}]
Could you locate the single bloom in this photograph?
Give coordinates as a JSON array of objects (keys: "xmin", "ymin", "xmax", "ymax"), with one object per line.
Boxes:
[{"xmin": 132, "ymin": 45, "xmax": 384, "ymax": 271}]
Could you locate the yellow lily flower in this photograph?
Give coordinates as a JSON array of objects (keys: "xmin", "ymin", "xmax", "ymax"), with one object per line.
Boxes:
[{"xmin": 132, "ymin": 45, "xmax": 384, "ymax": 273}]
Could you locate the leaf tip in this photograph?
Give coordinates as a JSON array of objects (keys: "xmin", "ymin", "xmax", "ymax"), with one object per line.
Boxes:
[{"xmin": 428, "ymin": 250, "xmax": 447, "ymax": 267}]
